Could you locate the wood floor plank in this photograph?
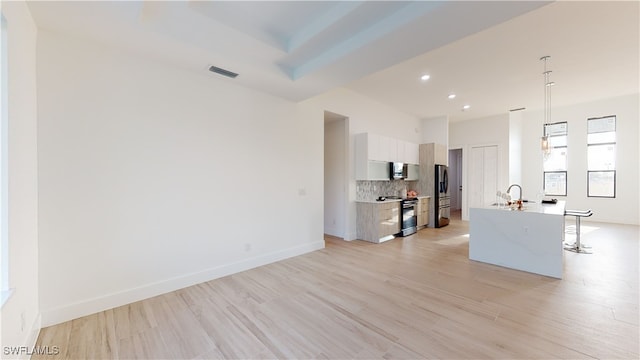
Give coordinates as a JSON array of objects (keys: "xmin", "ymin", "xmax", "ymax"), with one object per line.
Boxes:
[{"xmin": 33, "ymin": 219, "xmax": 639, "ymax": 359}]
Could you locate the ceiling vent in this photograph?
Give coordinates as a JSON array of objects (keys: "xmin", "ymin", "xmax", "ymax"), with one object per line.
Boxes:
[{"xmin": 208, "ymin": 65, "xmax": 238, "ymax": 79}]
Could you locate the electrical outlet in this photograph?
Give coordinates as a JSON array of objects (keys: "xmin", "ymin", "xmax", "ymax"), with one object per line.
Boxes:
[
  {"xmin": 244, "ymin": 243, "xmax": 251, "ymax": 252},
  {"xmin": 298, "ymin": 188, "xmax": 307, "ymax": 196}
]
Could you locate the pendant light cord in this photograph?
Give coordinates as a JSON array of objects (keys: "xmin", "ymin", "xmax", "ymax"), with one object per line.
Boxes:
[{"xmin": 540, "ymin": 56, "xmax": 553, "ymax": 156}]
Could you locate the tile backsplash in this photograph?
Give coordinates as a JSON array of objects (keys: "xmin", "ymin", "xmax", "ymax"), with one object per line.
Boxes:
[{"xmin": 356, "ymin": 180, "xmax": 419, "ymax": 201}]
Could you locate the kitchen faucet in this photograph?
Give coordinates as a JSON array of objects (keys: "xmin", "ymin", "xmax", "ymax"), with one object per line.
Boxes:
[{"xmin": 507, "ymin": 184, "xmax": 523, "ymax": 202}]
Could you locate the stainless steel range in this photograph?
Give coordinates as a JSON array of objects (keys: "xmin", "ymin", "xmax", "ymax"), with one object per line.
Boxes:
[
  {"xmin": 399, "ymin": 198, "xmax": 418, "ymax": 236},
  {"xmin": 386, "ymin": 196, "xmax": 418, "ymax": 236}
]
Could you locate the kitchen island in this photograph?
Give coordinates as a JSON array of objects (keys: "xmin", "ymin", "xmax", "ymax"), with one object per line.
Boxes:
[{"xmin": 469, "ymin": 201, "xmax": 566, "ymax": 279}]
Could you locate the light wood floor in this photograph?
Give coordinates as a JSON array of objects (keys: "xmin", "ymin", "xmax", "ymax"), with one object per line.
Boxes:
[{"xmin": 34, "ymin": 218, "xmax": 639, "ymax": 359}]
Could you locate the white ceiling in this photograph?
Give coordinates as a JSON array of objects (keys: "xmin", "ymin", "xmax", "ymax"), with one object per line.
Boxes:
[
  {"xmin": 346, "ymin": 1, "xmax": 640, "ymax": 122},
  {"xmin": 27, "ymin": 1, "xmax": 638, "ymax": 122}
]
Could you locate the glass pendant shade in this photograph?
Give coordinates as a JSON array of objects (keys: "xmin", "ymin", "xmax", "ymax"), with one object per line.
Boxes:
[{"xmin": 541, "ymin": 135, "xmax": 550, "ymax": 155}]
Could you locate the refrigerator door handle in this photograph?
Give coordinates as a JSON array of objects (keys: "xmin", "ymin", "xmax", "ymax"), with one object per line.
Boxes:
[{"xmin": 443, "ymin": 168, "xmax": 449, "ymax": 194}]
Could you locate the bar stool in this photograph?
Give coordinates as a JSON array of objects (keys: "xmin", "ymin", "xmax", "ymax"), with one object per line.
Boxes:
[{"xmin": 564, "ymin": 209, "xmax": 593, "ymax": 254}]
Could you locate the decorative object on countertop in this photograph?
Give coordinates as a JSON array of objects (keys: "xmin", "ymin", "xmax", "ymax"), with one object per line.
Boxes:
[{"xmin": 407, "ymin": 190, "xmax": 418, "ymax": 198}]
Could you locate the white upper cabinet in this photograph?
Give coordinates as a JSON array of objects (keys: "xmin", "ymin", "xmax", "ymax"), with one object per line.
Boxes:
[
  {"xmin": 356, "ymin": 133, "xmax": 420, "ymax": 165},
  {"xmin": 357, "ymin": 133, "xmax": 418, "ymax": 163},
  {"xmin": 386, "ymin": 137, "xmax": 398, "ymax": 162},
  {"xmin": 366, "ymin": 133, "xmax": 381, "ymax": 161},
  {"xmin": 397, "ymin": 140, "xmax": 419, "ymax": 165},
  {"xmin": 356, "ymin": 133, "xmax": 419, "ymax": 180},
  {"xmin": 405, "ymin": 142, "xmax": 420, "ymax": 164},
  {"xmin": 396, "ymin": 140, "xmax": 406, "ymax": 163},
  {"xmin": 377, "ymin": 135, "xmax": 388, "ymax": 161},
  {"xmin": 388, "ymin": 140, "xmax": 419, "ymax": 165},
  {"xmin": 356, "ymin": 133, "xmax": 387, "ymax": 180}
]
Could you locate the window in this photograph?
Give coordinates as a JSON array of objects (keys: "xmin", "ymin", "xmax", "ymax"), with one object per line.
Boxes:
[
  {"xmin": 543, "ymin": 122, "xmax": 568, "ymax": 196},
  {"xmin": 587, "ymin": 116, "xmax": 616, "ymax": 197}
]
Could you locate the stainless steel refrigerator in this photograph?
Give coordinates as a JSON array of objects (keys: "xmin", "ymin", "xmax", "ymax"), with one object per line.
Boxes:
[{"xmin": 434, "ymin": 164, "xmax": 450, "ymax": 228}]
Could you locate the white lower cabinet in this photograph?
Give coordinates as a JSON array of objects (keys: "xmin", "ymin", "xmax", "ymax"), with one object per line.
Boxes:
[{"xmin": 356, "ymin": 201, "xmax": 401, "ymax": 243}]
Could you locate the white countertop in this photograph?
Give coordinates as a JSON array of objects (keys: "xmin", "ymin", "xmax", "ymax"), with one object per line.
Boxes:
[
  {"xmin": 480, "ymin": 200, "xmax": 565, "ymax": 215},
  {"xmin": 356, "ymin": 195, "xmax": 430, "ymax": 204},
  {"xmin": 356, "ymin": 199, "xmax": 401, "ymax": 204}
]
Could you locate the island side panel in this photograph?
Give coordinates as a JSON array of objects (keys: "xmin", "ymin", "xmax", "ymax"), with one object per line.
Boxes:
[{"xmin": 469, "ymin": 207, "xmax": 565, "ymax": 279}]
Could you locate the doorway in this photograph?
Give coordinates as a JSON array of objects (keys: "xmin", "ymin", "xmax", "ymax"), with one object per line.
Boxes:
[
  {"xmin": 448, "ymin": 148, "xmax": 463, "ymax": 220},
  {"xmin": 448, "ymin": 148, "xmax": 463, "ymax": 211},
  {"xmin": 323, "ymin": 111, "xmax": 348, "ymax": 238}
]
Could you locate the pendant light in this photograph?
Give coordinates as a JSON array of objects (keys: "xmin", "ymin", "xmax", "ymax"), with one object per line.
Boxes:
[{"xmin": 540, "ymin": 56, "xmax": 554, "ymax": 156}]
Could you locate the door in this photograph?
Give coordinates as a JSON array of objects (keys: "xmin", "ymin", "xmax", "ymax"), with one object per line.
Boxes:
[{"xmin": 468, "ymin": 145, "xmax": 498, "ymax": 210}]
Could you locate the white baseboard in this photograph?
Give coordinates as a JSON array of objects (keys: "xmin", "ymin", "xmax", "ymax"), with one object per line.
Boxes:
[
  {"xmin": 344, "ymin": 231, "xmax": 357, "ymax": 241},
  {"xmin": 323, "ymin": 226, "xmax": 340, "ymax": 238},
  {"xmin": 41, "ymin": 241, "xmax": 324, "ymax": 327},
  {"xmin": 12, "ymin": 313, "xmax": 42, "ymax": 360}
]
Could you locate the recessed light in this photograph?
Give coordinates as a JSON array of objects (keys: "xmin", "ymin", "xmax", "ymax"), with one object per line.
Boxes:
[
  {"xmin": 448, "ymin": 94, "xmax": 456, "ymax": 99},
  {"xmin": 421, "ymin": 74, "xmax": 430, "ymax": 81},
  {"xmin": 463, "ymin": 105, "xmax": 471, "ymax": 110}
]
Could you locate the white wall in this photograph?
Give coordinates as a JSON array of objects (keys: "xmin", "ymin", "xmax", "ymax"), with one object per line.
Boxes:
[
  {"xmin": 449, "ymin": 113, "xmax": 510, "ymax": 220},
  {"xmin": 453, "ymin": 93, "xmax": 639, "ymax": 225},
  {"xmin": 309, "ymin": 88, "xmax": 423, "ymax": 144},
  {"xmin": 302, "ymin": 88, "xmax": 422, "ymax": 240},
  {"xmin": 36, "ymin": 31, "xmax": 324, "ymax": 326},
  {"xmin": 324, "ymin": 117, "xmax": 346, "ymax": 238},
  {"xmin": 508, "ymin": 111, "xmax": 524, "ymax": 185},
  {"xmin": 520, "ymin": 94, "xmax": 639, "ymax": 225},
  {"xmin": 421, "ymin": 116, "xmax": 449, "ymax": 146},
  {"xmin": 0, "ymin": 0, "xmax": 40, "ymax": 356}
]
